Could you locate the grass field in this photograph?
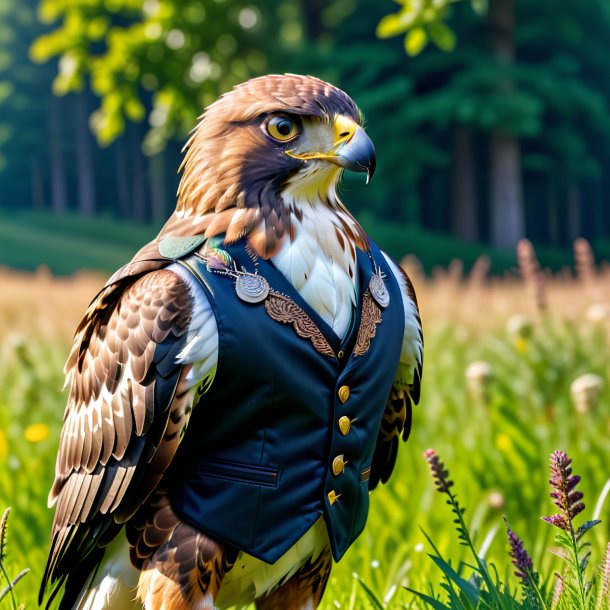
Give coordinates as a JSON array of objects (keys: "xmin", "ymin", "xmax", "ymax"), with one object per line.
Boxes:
[{"xmin": 0, "ymin": 241, "xmax": 609, "ymax": 609}]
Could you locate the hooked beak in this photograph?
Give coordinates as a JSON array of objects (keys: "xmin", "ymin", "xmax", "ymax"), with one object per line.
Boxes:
[
  {"xmin": 287, "ymin": 115, "xmax": 377, "ymax": 184},
  {"xmin": 331, "ymin": 124, "xmax": 377, "ymax": 185}
]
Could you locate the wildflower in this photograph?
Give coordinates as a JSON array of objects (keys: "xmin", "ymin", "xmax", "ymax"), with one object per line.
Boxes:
[
  {"xmin": 570, "ymin": 373, "xmax": 603, "ymax": 414},
  {"xmin": 517, "ymin": 239, "xmax": 547, "ymax": 312},
  {"xmin": 423, "ymin": 449, "xmax": 453, "ymax": 493},
  {"xmin": 551, "ymin": 574, "xmax": 564, "ymax": 610},
  {"xmin": 542, "ymin": 450, "xmax": 584, "ymax": 532},
  {"xmin": 466, "ymin": 361, "xmax": 493, "ymax": 401},
  {"xmin": 514, "ymin": 337, "xmax": 528, "ymax": 354},
  {"xmin": 24, "ymin": 423, "xmax": 50, "ymax": 443},
  {"xmin": 0, "ymin": 429, "xmax": 7, "ymax": 460},
  {"xmin": 506, "ymin": 314, "xmax": 533, "ymax": 340},
  {"xmin": 496, "ymin": 433, "xmax": 513, "ymax": 453},
  {"xmin": 504, "ymin": 517, "xmax": 536, "ymax": 588},
  {"xmin": 586, "ymin": 303, "xmax": 609, "ymax": 323},
  {"xmin": 487, "ymin": 491, "xmax": 505, "ymax": 510},
  {"xmin": 574, "ymin": 238, "xmax": 597, "ymax": 285}
]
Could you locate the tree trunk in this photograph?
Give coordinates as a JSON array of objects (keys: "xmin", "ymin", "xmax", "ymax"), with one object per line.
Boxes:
[
  {"xmin": 49, "ymin": 97, "xmax": 67, "ymax": 213},
  {"xmin": 115, "ymin": 137, "xmax": 130, "ymax": 219},
  {"xmin": 299, "ymin": 0, "xmax": 325, "ymax": 39},
  {"xmin": 489, "ymin": 133, "xmax": 523, "ymax": 247},
  {"xmin": 31, "ymin": 159, "xmax": 45, "ymax": 210},
  {"xmin": 488, "ymin": 0, "xmax": 524, "ymax": 248},
  {"xmin": 149, "ymin": 152, "xmax": 166, "ymax": 224},
  {"xmin": 130, "ymin": 127, "xmax": 146, "ymax": 222},
  {"xmin": 75, "ymin": 96, "xmax": 96, "ymax": 216},
  {"xmin": 451, "ymin": 124, "xmax": 478, "ymax": 242},
  {"xmin": 567, "ymin": 183, "xmax": 581, "ymax": 242}
]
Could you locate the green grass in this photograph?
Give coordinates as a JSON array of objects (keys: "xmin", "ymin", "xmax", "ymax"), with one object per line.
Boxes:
[
  {"xmin": 0, "ymin": 210, "xmax": 160, "ymax": 274},
  {"xmin": 1, "ymin": 286, "xmax": 609, "ymax": 609}
]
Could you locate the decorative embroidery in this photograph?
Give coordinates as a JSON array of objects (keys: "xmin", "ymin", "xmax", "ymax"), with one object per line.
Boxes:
[
  {"xmin": 354, "ymin": 290, "xmax": 382, "ymax": 357},
  {"xmin": 265, "ymin": 291, "xmax": 336, "ymax": 357}
]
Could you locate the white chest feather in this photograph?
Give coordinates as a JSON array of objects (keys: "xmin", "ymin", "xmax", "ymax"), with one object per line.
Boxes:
[{"xmin": 271, "ymin": 201, "xmax": 357, "ymax": 338}]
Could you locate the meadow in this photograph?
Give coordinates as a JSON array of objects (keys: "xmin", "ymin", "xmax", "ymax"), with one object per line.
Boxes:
[{"xmin": 0, "ymin": 240, "xmax": 609, "ymax": 609}]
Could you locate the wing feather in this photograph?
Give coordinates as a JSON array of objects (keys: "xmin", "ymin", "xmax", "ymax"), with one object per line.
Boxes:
[
  {"xmin": 40, "ymin": 267, "xmax": 215, "ymax": 609},
  {"xmin": 370, "ymin": 254, "xmax": 424, "ymax": 489}
]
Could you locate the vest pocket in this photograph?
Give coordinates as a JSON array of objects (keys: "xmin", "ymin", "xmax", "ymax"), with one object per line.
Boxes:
[{"xmin": 197, "ymin": 457, "xmax": 280, "ymax": 488}]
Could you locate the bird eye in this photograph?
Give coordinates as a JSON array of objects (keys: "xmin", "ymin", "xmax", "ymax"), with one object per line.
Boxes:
[{"xmin": 266, "ymin": 115, "xmax": 299, "ymax": 141}]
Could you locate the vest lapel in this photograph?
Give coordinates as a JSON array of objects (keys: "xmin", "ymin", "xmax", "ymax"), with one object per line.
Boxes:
[{"xmin": 204, "ymin": 240, "xmax": 383, "ymax": 363}]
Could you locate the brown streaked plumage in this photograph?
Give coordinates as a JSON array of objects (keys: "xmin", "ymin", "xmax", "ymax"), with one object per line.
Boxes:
[
  {"xmin": 255, "ymin": 549, "xmax": 332, "ymax": 610},
  {"xmin": 41, "ymin": 270, "xmax": 195, "ymax": 607},
  {"xmin": 129, "ymin": 493, "xmax": 237, "ymax": 610},
  {"xmin": 160, "ymin": 74, "xmax": 368, "ymax": 259}
]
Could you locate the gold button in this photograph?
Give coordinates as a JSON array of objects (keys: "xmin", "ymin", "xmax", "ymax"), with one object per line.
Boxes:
[
  {"xmin": 332, "ymin": 455, "xmax": 346, "ymax": 476},
  {"xmin": 337, "ymin": 350, "xmax": 345, "ymax": 359},
  {"xmin": 338, "ymin": 416, "xmax": 351, "ymax": 436},
  {"xmin": 338, "ymin": 385, "xmax": 350, "ymax": 403},
  {"xmin": 328, "ymin": 490, "xmax": 342, "ymax": 505}
]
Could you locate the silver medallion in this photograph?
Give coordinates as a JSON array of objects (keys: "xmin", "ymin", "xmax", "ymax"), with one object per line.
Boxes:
[
  {"xmin": 369, "ymin": 272, "xmax": 390, "ymax": 308},
  {"xmin": 235, "ymin": 273, "xmax": 270, "ymax": 303}
]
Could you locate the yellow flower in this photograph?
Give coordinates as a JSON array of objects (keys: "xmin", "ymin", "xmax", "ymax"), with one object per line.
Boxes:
[
  {"xmin": 514, "ymin": 338, "xmax": 528, "ymax": 354},
  {"xmin": 24, "ymin": 423, "xmax": 50, "ymax": 443},
  {"xmin": 0, "ymin": 428, "xmax": 7, "ymax": 459},
  {"xmin": 496, "ymin": 433, "xmax": 513, "ymax": 453}
]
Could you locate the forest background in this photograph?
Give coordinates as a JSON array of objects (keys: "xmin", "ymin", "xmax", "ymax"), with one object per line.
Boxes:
[{"xmin": 2, "ymin": 0, "xmax": 610, "ymax": 274}]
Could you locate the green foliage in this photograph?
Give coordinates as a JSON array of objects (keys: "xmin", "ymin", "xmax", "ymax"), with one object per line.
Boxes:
[
  {"xmin": 30, "ymin": 0, "xmax": 309, "ymax": 151},
  {"xmin": 1, "ymin": 0, "xmax": 606, "ymax": 252},
  {"xmin": 408, "ymin": 450, "xmax": 608, "ymax": 609},
  {"xmin": 0, "ymin": 0, "xmax": 57, "ymax": 199},
  {"xmin": 377, "ymin": 0, "xmax": 486, "ymax": 56}
]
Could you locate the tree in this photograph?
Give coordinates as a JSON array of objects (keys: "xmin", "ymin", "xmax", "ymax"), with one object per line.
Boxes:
[
  {"xmin": 376, "ymin": 0, "xmax": 610, "ymax": 248},
  {"xmin": 30, "ymin": 1, "xmax": 301, "ymax": 151}
]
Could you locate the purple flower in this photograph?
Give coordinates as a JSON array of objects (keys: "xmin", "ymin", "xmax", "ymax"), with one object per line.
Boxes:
[
  {"xmin": 542, "ymin": 450, "xmax": 585, "ymax": 532},
  {"xmin": 424, "ymin": 449, "xmax": 454, "ymax": 494},
  {"xmin": 504, "ymin": 517, "xmax": 536, "ymax": 587}
]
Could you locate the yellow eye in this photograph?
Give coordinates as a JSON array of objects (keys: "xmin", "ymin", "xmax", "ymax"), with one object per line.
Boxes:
[{"xmin": 266, "ymin": 115, "xmax": 299, "ymax": 141}]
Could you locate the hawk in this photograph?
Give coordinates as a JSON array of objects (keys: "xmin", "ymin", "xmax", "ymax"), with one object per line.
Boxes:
[{"xmin": 40, "ymin": 74, "xmax": 423, "ymax": 610}]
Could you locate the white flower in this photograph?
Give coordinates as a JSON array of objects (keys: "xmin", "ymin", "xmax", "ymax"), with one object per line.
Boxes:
[
  {"xmin": 586, "ymin": 303, "xmax": 609, "ymax": 323},
  {"xmin": 466, "ymin": 361, "xmax": 493, "ymax": 402},
  {"xmin": 506, "ymin": 314, "xmax": 533, "ymax": 339},
  {"xmin": 570, "ymin": 373, "xmax": 604, "ymax": 414}
]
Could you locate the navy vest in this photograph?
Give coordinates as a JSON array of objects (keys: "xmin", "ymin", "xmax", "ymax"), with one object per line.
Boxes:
[{"xmin": 169, "ymin": 238, "xmax": 404, "ymax": 563}]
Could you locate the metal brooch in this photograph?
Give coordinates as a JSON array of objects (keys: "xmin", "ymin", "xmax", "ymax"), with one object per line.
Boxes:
[
  {"xmin": 235, "ymin": 273, "xmax": 270, "ymax": 303},
  {"xmin": 369, "ymin": 271, "xmax": 390, "ymax": 308}
]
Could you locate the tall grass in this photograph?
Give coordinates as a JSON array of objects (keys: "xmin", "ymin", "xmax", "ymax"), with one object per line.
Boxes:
[{"xmin": 0, "ymin": 239, "xmax": 609, "ymax": 608}]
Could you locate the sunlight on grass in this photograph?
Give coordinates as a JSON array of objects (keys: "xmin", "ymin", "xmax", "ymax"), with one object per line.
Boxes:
[{"xmin": 0, "ymin": 240, "xmax": 609, "ymax": 609}]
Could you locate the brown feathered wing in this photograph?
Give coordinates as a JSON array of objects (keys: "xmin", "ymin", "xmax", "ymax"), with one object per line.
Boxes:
[
  {"xmin": 369, "ymin": 266, "xmax": 423, "ymax": 490},
  {"xmin": 40, "ymin": 266, "xmax": 199, "ymax": 609}
]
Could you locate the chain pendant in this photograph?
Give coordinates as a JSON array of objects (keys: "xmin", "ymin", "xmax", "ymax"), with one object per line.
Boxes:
[
  {"xmin": 369, "ymin": 271, "xmax": 390, "ymax": 308},
  {"xmin": 235, "ymin": 273, "xmax": 270, "ymax": 303}
]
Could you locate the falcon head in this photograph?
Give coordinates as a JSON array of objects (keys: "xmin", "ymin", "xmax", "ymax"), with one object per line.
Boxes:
[{"xmin": 171, "ymin": 74, "xmax": 376, "ymax": 257}]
